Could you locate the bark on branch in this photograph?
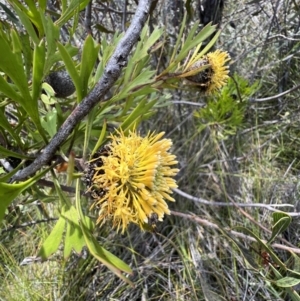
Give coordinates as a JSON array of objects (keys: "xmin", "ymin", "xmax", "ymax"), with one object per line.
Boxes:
[{"xmin": 10, "ymin": 0, "xmax": 153, "ymax": 183}]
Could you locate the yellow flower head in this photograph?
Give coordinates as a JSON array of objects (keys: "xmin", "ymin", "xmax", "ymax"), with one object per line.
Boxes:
[
  {"xmin": 185, "ymin": 50, "xmax": 230, "ymax": 94},
  {"xmin": 85, "ymin": 130, "xmax": 179, "ymax": 233}
]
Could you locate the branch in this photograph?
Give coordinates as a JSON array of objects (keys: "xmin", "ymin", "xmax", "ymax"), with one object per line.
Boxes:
[
  {"xmin": 173, "ymin": 188, "xmax": 300, "ymax": 217},
  {"xmin": 10, "ymin": 0, "xmax": 153, "ymax": 183},
  {"xmin": 171, "ymin": 210, "xmax": 300, "ymax": 254},
  {"xmin": 251, "ymin": 83, "xmax": 300, "ymax": 102}
]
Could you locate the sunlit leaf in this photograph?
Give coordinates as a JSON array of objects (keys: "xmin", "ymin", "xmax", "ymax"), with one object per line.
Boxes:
[
  {"xmin": 75, "ymin": 180, "xmax": 133, "ymax": 284},
  {"xmin": 268, "ymin": 212, "xmax": 291, "ymax": 244},
  {"xmin": 32, "ymin": 40, "xmax": 46, "ymax": 103},
  {"xmin": 80, "ymin": 35, "xmax": 100, "ymax": 98},
  {"xmin": 41, "ymin": 110, "xmax": 57, "ymax": 138},
  {"xmin": 9, "ymin": 2, "xmax": 39, "ymax": 44},
  {"xmin": 38, "ymin": 216, "xmax": 65, "ymax": 259},
  {"xmin": 62, "ymin": 205, "xmax": 87, "ymax": 258},
  {"xmin": 0, "ymin": 168, "xmax": 50, "ymax": 223},
  {"xmin": 274, "ymin": 277, "xmax": 300, "ymax": 288},
  {"xmin": 55, "ymin": 0, "xmax": 90, "ymax": 27}
]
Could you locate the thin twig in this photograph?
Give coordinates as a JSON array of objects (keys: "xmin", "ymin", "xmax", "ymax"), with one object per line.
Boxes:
[
  {"xmin": 251, "ymin": 83, "xmax": 300, "ymax": 102},
  {"xmin": 171, "ymin": 100, "xmax": 206, "ymax": 107},
  {"xmin": 10, "ymin": 0, "xmax": 152, "ymax": 183},
  {"xmin": 173, "ymin": 188, "xmax": 300, "ymax": 216},
  {"xmin": 171, "ymin": 210, "xmax": 300, "ymax": 254}
]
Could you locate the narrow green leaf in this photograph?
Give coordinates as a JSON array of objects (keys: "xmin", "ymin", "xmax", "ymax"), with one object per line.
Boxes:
[
  {"xmin": 0, "ymin": 109, "xmax": 22, "ymax": 145},
  {"xmin": 268, "ymin": 212, "xmax": 291, "ymax": 244},
  {"xmin": 197, "ymin": 30, "xmax": 221, "ymax": 58},
  {"xmin": 75, "ymin": 180, "xmax": 133, "ymax": 280},
  {"xmin": 57, "ymin": 42, "xmax": 82, "ymax": 101},
  {"xmin": 63, "ymin": 216, "xmax": 85, "ymax": 258},
  {"xmin": 0, "ymin": 76, "xmax": 23, "ymax": 104},
  {"xmin": 0, "ymin": 32, "xmax": 31, "ymax": 100},
  {"xmin": 170, "ymin": 12, "xmax": 187, "ymax": 62},
  {"xmin": 38, "ymin": 216, "xmax": 66, "ymax": 259},
  {"xmin": 121, "ymin": 98, "xmax": 157, "ymax": 131},
  {"xmin": 91, "ymin": 121, "xmax": 107, "ymax": 157},
  {"xmin": 178, "ymin": 22, "xmax": 217, "ymax": 63},
  {"xmin": 41, "ymin": 13, "xmax": 60, "ymax": 74},
  {"xmin": 11, "ymin": 29, "xmax": 22, "ymax": 53},
  {"xmin": 0, "ymin": 145, "xmax": 30, "ymax": 159},
  {"xmin": 55, "ymin": 0, "xmax": 90, "ymax": 27},
  {"xmin": 41, "ymin": 110, "xmax": 57, "ymax": 138},
  {"xmin": 38, "ymin": 0, "xmax": 47, "ymax": 12},
  {"xmin": 0, "ymin": 3, "xmax": 19, "ymax": 25},
  {"xmin": 234, "ymin": 226, "xmax": 286, "ymax": 270},
  {"xmin": 274, "ymin": 277, "xmax": 300, "ymax": 288},
  {"xmin": 95, "ymin": 23, "xmax": 114, "ymax": 34},
  {"xmin": 0, "ymin": 168, "xmax": 50, "ymax": 223},
  {"xmin": 80, "ymin": 35, "xmax": 100, "ymax": 98},
  {"xmin": 10, "ymin": 3, "xmax": 39, "ymax": 44},
  {"xmin": 19, "ymin": 33, "xmax": 33, "ymax": 80},
  {"xmin": 32, "ymin": 40, "xmax": 46, "ymax": 103},
  {"xmin": 23, "ymin": 0, "xmax": 44, "ymax": 36}
]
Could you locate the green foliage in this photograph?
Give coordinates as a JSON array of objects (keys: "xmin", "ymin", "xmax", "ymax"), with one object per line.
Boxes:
[
  {"xmin": 0, "ymin": 0, "xmax": 143, "ymax": 282},
  {"xmin": 235, "ymin": 212, "xmax": 300, "ymax": 300},
  {"xmin": 0, "ymin": 0, "xmax": 195, "ymax": 284},
  {"xmin": 0, "ymin": 168, "xmax": 50, "ymax": 223},
  {"xmin": 193, "ymin": 74, "xmax": 259, "ymax": 139}
]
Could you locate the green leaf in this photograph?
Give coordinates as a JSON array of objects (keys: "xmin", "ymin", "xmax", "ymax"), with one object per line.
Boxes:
[
  {"xmin": 0, "ymin": 28, "xmax": 45, "ymax": 137},
  {"xmin": 234, "ymin": 226, "xmax": 286, "ymax": 270},
  {"xmin": 41, "ymin": 110, "xmax": 57, "ymax": 138},
  {"xmin": 0, "ymin": 31, "xmax": 31, "ymax": 100},
  {"xmin": 93, "ymin": 33, "xmax": 123, "ymax": 86},
  {"xmin": 268, "ymin": 212, "xmax": 291, "ymax": 244},
  {"xmin": 38, "ymin": 0, "xmax": 47, "ymax": 12},
  {"xmin": 0, "ymin": 76, "xmax": 23, "ymax": 106},
  {"xmin": 80, "ymin": 35, "xmax": 100, "ymax": 98},
  {"xmin": 19, "ymin": 33, "xmax": 33, "ymax": 80},
  {"xmin": 62, "ymin": 205, "xmax": 87, "ymax": 258},
  {"xmin": 120, "ymin": 97, "xmax": 157, "ymax": 131},
  {"xmin": 274, "ymin": 277, "xmax": 300, "ymax": 288},
  {"xmin": 112, "ymin": 68, "xmax": 155, "ymax": 102},
  {"xmin": 0, "ymin": 168, "xmax": 50, "ymax": 223},
  {"xmin": 0, "ymin": 109, "xmax": 22, "ymax": 145},
  {"xmin": 57, "ymin": 42, "xmax": 82, "ymax": 101},
  {"xmin": 38, "ymin": 216, "xmax": 66, "ymax": 259},
  {"xmin": 40, "ymin": 13, "xmax": 60, "ymax": 74},
  {"xmin": 0, "ymin": 3, "xmax": 20, "ymax": 25},
  {"xmin": 91, "ymin": 121, "xmax": 107, "ymax": 158},
  {"xmin": 165, "ymin": 20, "xmax": 217, "ymax": 74},
  {"xmin": 196, "ymin": 30, "xmax": 221, "ymax": 58},
  {"xmin": 95, "ymin": 23, "xmax": 114, "ymax": 34},
  {"xmin": 32, "ymin": 40, "xmax": 46, "ymax": 103},
  {"xmin": 55, "ymin": 0, "xmax": 90, "ymax": 27},
  {"xmin": 23, "ymin": 0, "xmax": 44, "ymax": 36},
  {"xmin": 10, "ymin": 3, "xmax": 39, "ymax": 44},
  {"xmin": 0, "ymin": 145, "xmax": 29, "ymax": 159},
  {"xmin": 130, "ymin": 24, "xmax": 154, "ymax": 63},
  {"xmin": 75, "ymin": 180, "xmax": 133, "ymax": 284},
  {"xmin": 11, "ymin": 29, "xmax": 22, "ymax": 53}
]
